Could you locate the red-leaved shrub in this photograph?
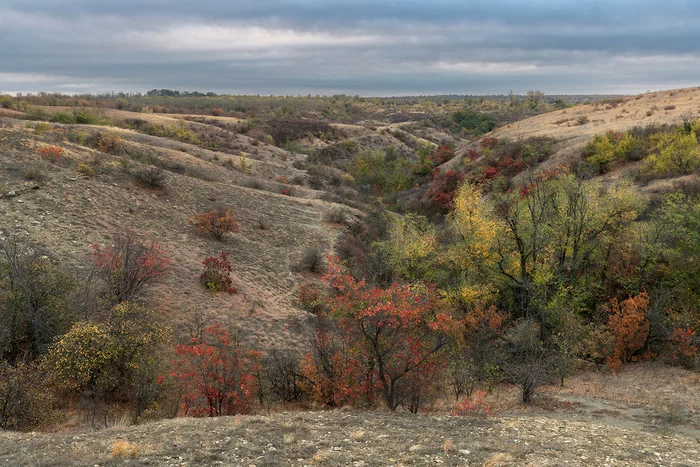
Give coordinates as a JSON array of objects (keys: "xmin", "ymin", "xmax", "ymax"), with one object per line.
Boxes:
[
  {"xmin": 171, "ymin": 324, "xmax": 259, "ymax": 417},
  {"xmin": 200, "ymin": 250, "xmax": 237, "ymax": 294},
  {"xmin": 38, "ymin": 145, "xmax": 64, "ymax": 163},
  {"xmin": 189, "ymin": 207, "xmax": 240, "ymax": 241}
]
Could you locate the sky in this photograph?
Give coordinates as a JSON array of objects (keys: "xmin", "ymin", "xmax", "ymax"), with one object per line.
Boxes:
[{"xmin": 1, "ymin": 0, "xmax": 699, "ymax": 96}]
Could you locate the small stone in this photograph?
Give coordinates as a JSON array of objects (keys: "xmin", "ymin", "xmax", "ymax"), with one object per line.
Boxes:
[
  {"xmin": 5, "ymin": 190, "xmax": 16, "ymax": 197},
  {"xmin": 459, "ymin": 450, "xmax": 471, "ymax": 455}
]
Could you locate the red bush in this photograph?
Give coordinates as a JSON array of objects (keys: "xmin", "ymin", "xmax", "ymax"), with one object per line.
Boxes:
[
  {"xmin": 38, "ymin": 145, "xmax": 63, "ymax": 163},
  {"xmin": 319, "ymin": 257, "xmax": 455, "ymax": 411},
  {"xmin": 171, "ymin": 324, "xmax": 259, "ymax": 417},
  {"xmin": 295, "ymin": 282, "xmax": 323, "ymax": 313},
  {"xmin": 427, "ymin": 168, "xmax": 465, "ymax": 214},
  {"xmin": 452, "ymin": 390, "xmax": 492, "ymax": 417},
  {"xmin": 189, "ymin": 207, "xmax": 240, "ymax": 241},
  {"xmin": 467, "ymin": 148, "xmax": 480, "ymax": 160},
  {"xmin": 480, "ymin": 137, "xmax": 498, "ymax": 149},
  {"xmin": 92, "ymin": 231, "xmax": 170, "ymax": 303},
  {"xmin": 200, "ymin": 251, "xmax": 237, "ymax": 294},
  {"xmin": 211, "ymin": 107, "xmax": 224, "ymax": 116},
  {"xmin": 428, "ymin": 145, "xmax": 455, "ymax": 165},
  {"xmin": 665, "ymin": 327, "xmax": 698, "ymax": 365},
  {"xmin": 275, "ymin": 175, "xmax": 289, "ymax": 184}
]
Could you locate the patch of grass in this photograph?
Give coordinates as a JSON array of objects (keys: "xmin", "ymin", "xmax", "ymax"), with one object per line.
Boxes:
[{"xmin": 111, "ymin": 440, "xmax": 139, "ymax": 459}]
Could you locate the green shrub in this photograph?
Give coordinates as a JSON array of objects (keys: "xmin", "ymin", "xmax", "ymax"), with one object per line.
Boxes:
[
  {"xmin": 643, "ymin": 132, "xmax": 700, "ymax": 176},
  {"xmin": 451, "ymin": 109, "xmax": 497, "ymax": 135},
  {"xmin": 50, "ymin": 111, "xmax": 75, "ymax": 123}
]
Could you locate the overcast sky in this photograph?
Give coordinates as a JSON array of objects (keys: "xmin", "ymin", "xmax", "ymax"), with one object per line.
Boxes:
[{"xmin": 1, "ymin": 0, "xmax": 699, "ymax": 96}]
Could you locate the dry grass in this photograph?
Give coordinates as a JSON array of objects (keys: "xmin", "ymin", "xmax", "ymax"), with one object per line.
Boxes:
[
  {"xmin": 482, "ymin": 452, "xmax": 515, "ymax": 466},
  {"xmin": 111, "ymin": 439, "xmax": 139, "ymax": 458},
  {"xmin": 452, "ymin": 86, "xmax": 700, "ymax": 180},
  {"xmin": 0, "ymin": 404, "xmax": 697, "ymax": 466},
  {"xmin": 442, "ymin": 438, "xmax": 453, "ymax": 454}
]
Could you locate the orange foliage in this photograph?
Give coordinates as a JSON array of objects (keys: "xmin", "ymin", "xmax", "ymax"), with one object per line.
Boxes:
[
  {"xmin": 171, "ymin": 324, "xmax": 259, "ymax": 417},
  {"xmin": 189, "ymin": 206, "xmax": 240, "ymax": 241},
  {"xmin": 451, "ymin": 390, "xmax": 492, "ymax": 417},
  {"xmin": 312, "ymin": 256, "xmax": 455, "ymax": 411},
  {"xmin": 38, "ymin": 145, "xmax": 64, "ymax": 163},
  {"xmin": 605, "ymin": 292, "xmax": 650, "ymax": 371}
]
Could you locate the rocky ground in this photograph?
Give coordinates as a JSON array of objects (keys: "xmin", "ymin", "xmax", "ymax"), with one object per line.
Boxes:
[{"xmin": 0, "ymin": 406, "xmax": 697, "ymax": 466}]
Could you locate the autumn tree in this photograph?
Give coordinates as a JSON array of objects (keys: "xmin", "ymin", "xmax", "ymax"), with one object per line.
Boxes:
[
  {"xmin": 605, "ymin": 292, "xmax": 650, "ymax": 371},
  {"xmin": 322, "ymin": 258, "xmax": 455, "ymax": 411},
  {"xmin": 445, "ymin": 181, "xmax": 498, "ymax": 310},
  {"xmin": 92, "ymin": 231, "xmax": 170, "ymax": 303},
  {"xmin": 383, "ymin": 213, "xmax": 441, "ymax": 283},
  {"xmin": 46, "ymin": 302, "xmax": 171, "ymax": 425},
  {"xmin": 298, "ymin": 319, "xmax": 371, "ymax": 408},
  {"xmin": 171, "ymin": 324, "xmax": 260, "ymax": 417},
  {"xmin": 189, "ymin": 206, "xmax": 240, "ymax": 241}
]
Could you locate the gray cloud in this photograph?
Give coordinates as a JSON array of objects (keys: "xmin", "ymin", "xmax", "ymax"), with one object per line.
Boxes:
[{"xmin": 1, "ymin": 1, "xmax": 699, "ymax": 95}]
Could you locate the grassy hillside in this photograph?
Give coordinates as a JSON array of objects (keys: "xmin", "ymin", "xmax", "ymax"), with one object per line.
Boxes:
[{"xmin": 0, "ymin": 90, "xmax": 697, "ymax": 465}]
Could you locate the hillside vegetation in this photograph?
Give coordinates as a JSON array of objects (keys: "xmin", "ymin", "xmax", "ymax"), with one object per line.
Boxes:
[{"xmin": 0, "ymin": 89, "xmax": 698, "ymax": 465}]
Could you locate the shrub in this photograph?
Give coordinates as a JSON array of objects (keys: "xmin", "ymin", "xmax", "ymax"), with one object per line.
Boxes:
[
  {"xmin": 323, "ymin": 206, "xmax": 347, "ymax": 224},
  {"xmin": 46, "ymin": 302, "xmax": 170, "ymax": 425},
  {"xmin": 171, "ymin": 324, "xmax": 259, "ymax": 417},
  {"xmin": 77, "ymin": 162, "xmax": 96, "ymax": 177},
  {"xmin": 0, "ymin": 236, "xmax": 75, "ymax": 363},
  {"xmin": 90, "ymin": 132, "xmax": 124, "ymax": 155},
  {"xmin": 295, "ymin": 282, "xmax": 324, "ymax": 313},
  {"xmin": 38, "ymin": 145, "xmax": 64, "ymax": 163},
  {"xmin": 50, "ymin": 111, "xmax": 75, "ymax": 123},
  {"xmin": 275, "ymin": 175, "xmax": 289, "ymax": 184},
  {"xmin": 200, "ymin": 251, "xmax": 237, "ymax": 294},
  {"xmin": 22, "ymin": 166, "xmax": 45, "ymax": 181},
  {"xmin": 92, "ymin": 231, "xmax": 171, "ymax": 303},
  {"xmin": 189, "ymin": 207, "xmax": 240, "ymax": 241},
  {"xmin": 134, "ymin": 167, "xmax": 166, "ymax": 188},
  {"xmin": 296, "ymin": 247, "xmax": 325, "ymax": 274},
  {"xmin": 320, "ymin": 259, "xmax": 455, "ymax": 411},
  {"xmin": 504, "ymin": 319, "xmax": 553, "ymax": 404},
  {"xmin": 0, "ymin": 95, "xmax": 13, "ymax": 109},
  {"xmin": 72, "ymin": 109, "xmax": 102, "ymax": 124},
  {"xmin": 257, "ymin": 350, "xmax": 306, "ymax": 407},
  {"xmin": 0, "ymin": 362, "xmax": 56, "ymax": 431},
  {"xmin": 451, "ymin": 109, "xmax": 496, "ymax": 135},
  {"xmin": 427, "ymin": 168, "xmax": 465, "ymax": 215},
  {"xmin": 451, "ymin": 390, "xmax": 492, "ymax": 417},
  {"xmin": 665, "ymin": 327, "xmax": 698, "ymax": 367},
  {"xmin": 605, "ymin": 292, "xmax": 650, "ymax": 371},
  {"xmin": 642, "ymin": 132, "xmax": 700, "ymax": 176}
]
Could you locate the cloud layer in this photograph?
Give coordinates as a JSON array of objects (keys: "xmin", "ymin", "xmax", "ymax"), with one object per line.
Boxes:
[{"xmin": 1, "ymin": 1, "xmax": 699, "ymax": 95}]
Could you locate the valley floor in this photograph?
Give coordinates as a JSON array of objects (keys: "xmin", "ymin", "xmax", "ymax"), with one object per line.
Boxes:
[{"xmin": 2, "ymin": 391, "xmax": 697, "ymax": 466}]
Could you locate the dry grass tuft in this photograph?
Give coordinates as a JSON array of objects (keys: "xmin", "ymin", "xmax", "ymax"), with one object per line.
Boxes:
[
  {"xmin": 443, "ymin": 438, "xmax": 453, "ymax": 454},
  {"xmin": 310, "ymin": 449, "xmax": 330, "ymax": 464},
  {"xmin": 350, "ymin": 429, "xmax": 365, "ymax": 441},
  {"xmin": 111, "ymin": 439, "xmax": 139, "ymax": 458},
  {"xmin": 283, "ymin": 433, "xmax": 295, "ymax": 444},
  {"xmin": 482, "ymin": 452, "xmax": 515, "ymax": 466}
]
